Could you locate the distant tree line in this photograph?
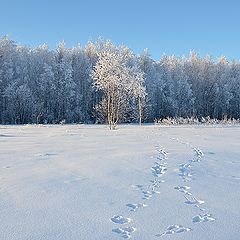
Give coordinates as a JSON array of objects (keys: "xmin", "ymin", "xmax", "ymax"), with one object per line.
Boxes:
[{"xmin": 0, "ymin": 36, "xmax": 240, "ymax": 125}]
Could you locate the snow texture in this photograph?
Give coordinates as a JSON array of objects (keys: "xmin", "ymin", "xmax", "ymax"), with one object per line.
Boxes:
[{"xmin": 0, "ymin": 124, "xmax": 240, "ymax": 239}]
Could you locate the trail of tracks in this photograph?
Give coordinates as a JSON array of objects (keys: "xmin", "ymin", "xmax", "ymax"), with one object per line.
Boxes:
[
  {"xmin": 156, "ymin": 129, "xmax": 216, "ymax": 237},
  {"xmin": 110, "ymin": 127, "xmax": 170, "ymax": 239},
  {"xmin": 110, "ymin": 126, "xmax": 215, "ymax": 239}
]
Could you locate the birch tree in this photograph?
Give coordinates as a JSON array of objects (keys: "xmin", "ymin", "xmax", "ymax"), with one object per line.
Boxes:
[
  {"xmin": 93, "ymin": 43, "xmax": 146, "ymax": 129},
  {"xmin": 130, "ymin": 65, "xmax": 146, "ymax": 125}
]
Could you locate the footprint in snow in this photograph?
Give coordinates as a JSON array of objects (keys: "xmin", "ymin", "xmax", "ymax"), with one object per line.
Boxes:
[
  {"xmin": 112, "ymin": 226, "xmax": 136, "ymax": 239},
  {"xmin": 178, "ymin": 163, "xmax": 193, "ymax": 181},
  {"xmin": 192, "ymin": 213, "xmax": 215, "ymax": 223},
  {"xmin": 157, "ymin": 149, "xmax": 168, "ymax": 157},
  {"xmin": 133, "ymin": 184, "xmax": 160, "ymax": 200},
  {"xmin": 174, "ymin": 186, "xmax": 192, "ymax": 195},
  {"xmin": 111, "ymin": 215, "xmax": 131, "ymax": 224},
  {"xmin": 156, "ymin": 224, "xmax": 192, "ymax": 237},
  {"xmin": 142, "ymin": 188, "xmax": 161, "ymax": 199},
  {"xmin": 150, "ymin": 179, "xmax": 165, "ymax": 187},
  {"xmin": 151, "ymin": 162, "xmax": 167, "ymax": 177},
  {"xmin": 194, "ymin": 148, "xmax": 204, "ymax": 157},
  {"xmin": 157, "ymin": 156, "xmax": 166, "ymax": 161},
  {"xmin": 142, "ymin": 190, "xmax": 153, "ymax": 200},
  {"xmin": 126, "ymin": 203, "xmax": 147, "ymax": 212},
  {"xmin": 184, "ymin": 195, "xmax": 205, "ymax": 210},
  {"xmin": 184, "ymin": 195, "xmax": 204, "ymax": 205}
]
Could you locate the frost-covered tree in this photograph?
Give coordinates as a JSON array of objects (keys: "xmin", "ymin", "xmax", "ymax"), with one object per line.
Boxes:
[
  {"xmin": 0, "ymin": 36, "xmax": 240, "ymax": 124},
  {"xmin": 93, "ymin": 42, "xmax": 145, "ymax": 129},
  {"xmin": 38, "ymin": 63, "xmax": 55, "ymax": 123},
  {"xmin": 4, "ymin": 82, "xmax": 33, "ymax": 123},
  {"xmin": 167, "ymin": 55, "xmax": 194, "ymax": 117},
  {"xmin": 93, "ymin": 45, "xmax": 128, "ymax": 129},
  {"xmin": 54, "ymin": 42, "xmax": 75, "ymax": 122},
  {"xmin": 72, "ymin": 45, "xmax": 93, "ymax": 122},
  {"xmin": 131, "ymin": 65, "xmax": 146, "ymax": 125},
  {"xmin": 0, "ymin": 36, "xmax": 16, "ymax": 123},
  {"xmin": 138, "ymin": 49, "xmax": 158, "ymax": 120},
  {"xmin": 229, "ymin": 61, "xmax": 240, "ymax": 118}
]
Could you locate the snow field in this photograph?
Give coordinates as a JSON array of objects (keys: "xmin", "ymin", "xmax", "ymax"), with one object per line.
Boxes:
[{"xmin": 0, "ymin": 124, "xmax": 240, "ymax": 239}]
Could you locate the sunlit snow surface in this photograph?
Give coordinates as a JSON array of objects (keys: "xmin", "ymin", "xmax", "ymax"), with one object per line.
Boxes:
[{"xmin": 0, "ymin": 124, "xmax": 240, "ymax": 239}]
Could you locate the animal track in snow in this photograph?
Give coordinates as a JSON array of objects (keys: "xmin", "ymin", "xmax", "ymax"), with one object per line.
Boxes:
[
  {"xmin": 194, "ymin": 148, "xmax": 204, "ymax": 158},
  {"xmin": 157, "ymin": 148, "xmax": 168, "ymax": 156},
  {"xmin": 178, "ymin": 163, "xmax": 193, "ymax": 181},
  {"xmin": 192, "ymin": 213, "xmax": 216, "ymax": 223},
  {"xmin": 155, "ymin": 146, "xmax": 168, "ymax": 156},
  {"xmin": 169, "ymin": 136, "xmax": 216, "ymax": 232},
  {"xmin": 126, "ymin": 203, "xmax": 147, "ymax": 212},
  {"xmin": 133, "ymin": 181, "xmax": 162, "ymax": 200},
  {"xmin": 156, "ymin": 224, "xmax": 192, "ymax": 237},
  {"xmin": 156, "ymin": 150, "xmax": 168, "ymax": 160},
  {"xmin": 151, "ymin": 162, "xmax": 167, "ymax": 177},
  {"xmin": 174, "ymin": 186, "xmax": 192, "ymax": 195},
  {"xmin": 142, "ymin": 190, "xmax": 153, "ymax": 200},
  {"xmin": 111, "ymin": 215, "xmax": 131, "ymax": 224},
  {"xmin": 150, "ymin": 179, "xmax": 165, "ymax": 187},
  {"xmin": 177, "ymin": 147, "xmax": 205, "ymax": 182},
  {"xmin": 112, "ymin": 226, "xmax": 136, "ymax": 239},
  {"xmin": 112, "ymin": 146, "xmax": 168, "ymax": 238},
  {"xmin": 184, "ymin": 195, "xmax": 205, "ymax": 209}
]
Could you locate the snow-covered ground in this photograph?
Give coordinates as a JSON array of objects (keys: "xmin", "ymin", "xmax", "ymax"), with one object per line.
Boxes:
[{"xmin": 0, "ymin": 124, "xmax": 239, "ymax": 240}]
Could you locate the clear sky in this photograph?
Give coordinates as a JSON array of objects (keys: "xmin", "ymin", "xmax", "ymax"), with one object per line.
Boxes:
[{"xmin": 1, "ymin": 0, "xmax": 240, "ymax": 60}]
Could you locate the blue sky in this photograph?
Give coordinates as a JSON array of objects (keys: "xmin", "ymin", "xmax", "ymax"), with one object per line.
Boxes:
[{"xmin": 0, "ymin": 0, "xmax": 240, "ymax": 60}]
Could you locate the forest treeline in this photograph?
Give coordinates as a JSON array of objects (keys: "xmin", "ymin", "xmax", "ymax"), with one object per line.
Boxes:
[{"xmin": 0, "ymin": 36, "xmax": 240, "ymax": 124}]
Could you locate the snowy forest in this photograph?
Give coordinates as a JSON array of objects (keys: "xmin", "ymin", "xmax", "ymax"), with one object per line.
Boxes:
[{"xmin": 0, "ymin": 36, "xmax": 240, "ymax": 125}]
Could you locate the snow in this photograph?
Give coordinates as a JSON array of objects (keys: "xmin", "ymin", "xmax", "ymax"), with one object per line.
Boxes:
[{"xmin": 0, "ymin": 124, "xmax": 240, "ymax": 239}]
